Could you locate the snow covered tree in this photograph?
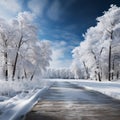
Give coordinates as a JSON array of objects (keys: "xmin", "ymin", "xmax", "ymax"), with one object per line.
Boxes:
[
  {"xmin": 0, "ymin": 12, "xmax": 52, "ymax": 81},
  {"xmin": 96, "ymin": 5, "xmax": 120, "ymax": 81},
  {"xmin": 28, "ymin": 40, "xmax": 52, "ymax": 81},
  {"xmin": 70, "ymin": 60, "xmax": 83, "ymax": 79},
  {"xmin": 0, "ymin": 18, "xmax": 17, "ymax": 80},
  {"xmin": 72, "ymin": 5, "xmax": 120, "ymax": 81},
  {"xmin": 43, "ymin": 68, "xmax": 74, "ymax": 79}
]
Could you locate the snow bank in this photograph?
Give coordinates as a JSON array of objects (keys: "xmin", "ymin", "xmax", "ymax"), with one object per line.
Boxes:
[
  {"xmin": 0, "ymin": 86, "xmax": 50, "ymax": 120},
  {"xmin": 0, "ymin": 79, "xmax": 53, "ymax": 120},
  {"xmin": 70, "ymin": 79, "xmax": 120, "ymax": 100},
  {"xmin": 51, "ymin": 79, "xmax": 120, "ymax": 100},
  {"xmin": 0, "ymin": 79, "xmax": 48, "ymax": 97}
]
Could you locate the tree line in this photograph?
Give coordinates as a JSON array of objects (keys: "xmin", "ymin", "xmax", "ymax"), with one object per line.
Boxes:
[
  {"xmin": 72, "ymin": 5, "xmax": 120, "ymax": 81},
  {"xmin": 0, "ymin": 12, "xmax": 52, "ymax": 81}
]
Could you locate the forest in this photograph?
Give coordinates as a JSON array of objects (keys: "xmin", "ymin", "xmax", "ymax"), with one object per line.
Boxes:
[
  {"xmin": 0, "ymin": 12, "xmax": 52, "ymax": 81},
  {"xmin": 72, "ymin": 5, "xmax": 120, "ymax": 81},
  {"xmin": 0, "ymin": 5, "xmax": 120, "ymax": 83}
]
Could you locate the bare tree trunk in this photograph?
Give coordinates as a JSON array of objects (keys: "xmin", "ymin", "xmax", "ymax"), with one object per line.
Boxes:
[
  {"xmin": 12, "ymin": 36, "xmax": 23, "ymax": 80},
  {"xmin": 95, "ymin": 71, "xmax": 97, "ymax": 81},
  {"xmin": 100, "ymin": 67, "xmax": 102, "ymax": 80},
  {"xmin": 30, "ymin": 74, "xmax": 34, "ymax": 81},
  {"xmin": 4, "ymin": 39, "xmax": 8, "ymax": 81},
  {"xmin": 30, "ymin": 63, "xmax": 40, "ymax": 81},
  {"xmin": 83, "ymin": 61, "xmax": 89, "ymax": 79},
  {"xmin": 116, "ymin": 71, "xmax": 119, "ymax": 79},
  {"xmin": 30, "ymin": 69, "xmax": 36, "ymax": 81},
  {"xmin": 91, "ymin": 49, "xmax": 103, "ymax": 81},
  {"xmin": 4, "ymin": 51, "xmax": 8, "ymax": 81},
  {"xmin": 1, "ymin": 33, "xmax": 9, "ymax": 81},
  {"xmin": 98, "ymin": 72, "xmax": 101, "ymax": 82},
  {"xmin": 24, "ymin": 68, "xmax": 27, "ymax": 79},
  {"xmin": 108, "ymin": 45, "xmax": 111, "ymax": 81},
  {"xmin": 107, "ymin": 30, "xmax": 113, "ymax": 81},
  {"xmin": 111, "ymin": 58, "xmax": 115, "ymax": 80}
]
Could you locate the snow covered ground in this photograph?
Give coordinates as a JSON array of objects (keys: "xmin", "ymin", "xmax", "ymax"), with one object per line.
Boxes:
[
  {"xmin": 52, "ymin": 79, "xmax": 120, "ymax": 100},
  {"xmin": 0, "ymin": 79, "xmax": 120, "ymax": 120},
  {"xmin": 73, "ymin": 80, "xmax": 120, "ymax": 100},
  {"xmin": 0, "ymin": 79, "xmax": 53, "ymax": 120}
]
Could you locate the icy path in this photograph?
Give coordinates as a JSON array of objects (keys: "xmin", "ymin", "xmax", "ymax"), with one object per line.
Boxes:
[{"xmin": 25, "ymin": 81, "xmax": 120, "ymax": 120}]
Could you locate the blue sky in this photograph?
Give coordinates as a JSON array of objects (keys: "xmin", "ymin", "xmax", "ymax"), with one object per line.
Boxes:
[{"xmin": 1, "ymin": 0, "xmax": 120, "ymax": 69}]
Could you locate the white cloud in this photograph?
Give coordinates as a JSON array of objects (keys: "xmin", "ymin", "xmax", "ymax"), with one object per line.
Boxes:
[
  {"xmin": 42, "ymin": 39, "xmax": 72, "ymax": 69},
  {"xmin": 47, "ymin": 0, "xmax": 76, "ymax": 21},
  {"xmin": 27, "ymin": 0, "xmax": 77, "ymax": 21},
  {"xmin": 47, "ymin": 40, "xmax": 72, "ymax": 69},
  {"xmin": 0, "ymin": 0, "xmax": 21, "ymax": 19},
  {"xmin": 28, "ymin": 0, "xmax": 61, "ymax": 21},
  {"xmin": 0, "ymin": 0, "xmax": 21, "ymax": 13},
  {"xmin": 28, "ymin": 0, "xmax": 48, "ymax": 17},
  {"xmin": 0, "ymin": 0, "xmax": 21, "ymax": 18},
  {"xmin": 47, "ymin": 0, "xmax": 61, "ymax": 21}
]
